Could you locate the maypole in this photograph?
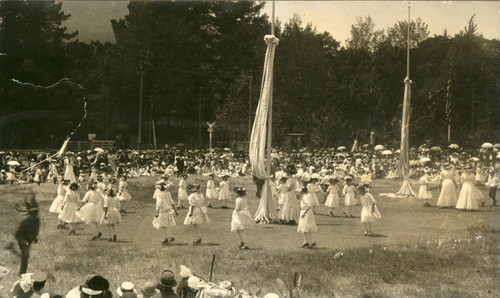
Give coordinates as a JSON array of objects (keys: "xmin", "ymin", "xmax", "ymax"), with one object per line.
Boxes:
[
  {"xmin": 396, "ymin": 1, "xmax": 416, "ymax": 197},
  {"xmin": 251, "ymin": 1, "xmax": 279, "ymax": 223}
]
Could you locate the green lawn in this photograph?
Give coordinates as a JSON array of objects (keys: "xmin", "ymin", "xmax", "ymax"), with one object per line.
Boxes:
[{"xmin": 0, "ymin": 175, "xmax": 498, "ymax": 297}]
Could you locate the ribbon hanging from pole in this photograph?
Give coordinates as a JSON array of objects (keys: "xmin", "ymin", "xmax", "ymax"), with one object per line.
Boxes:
[{"xmin": 250, "ymin": 35, "xmax": 279, "ymax": 223}]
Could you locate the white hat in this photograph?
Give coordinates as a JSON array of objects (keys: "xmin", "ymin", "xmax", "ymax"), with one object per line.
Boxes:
[
  {"xmin": 263, "ymin": 294, "xmax": 280, "ymax": 298},
  {"xmin": 117, "ymin": 282, "xmax": 137, "ymax": 296}
]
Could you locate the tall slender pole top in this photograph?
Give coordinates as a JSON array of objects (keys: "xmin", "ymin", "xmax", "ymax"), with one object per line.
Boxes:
[
  {"xmin": 407, "ymin": 1, "xmax": 411, "ymax": 79},
  {"xmin": 271, "ymin": 1, "xmax": 275, "ymax": 36}
]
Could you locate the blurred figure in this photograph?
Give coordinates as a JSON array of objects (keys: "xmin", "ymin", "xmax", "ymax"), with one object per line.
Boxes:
[{"xmin": 14, "ymin": 191, "xmax": 40, "ymax": 275}]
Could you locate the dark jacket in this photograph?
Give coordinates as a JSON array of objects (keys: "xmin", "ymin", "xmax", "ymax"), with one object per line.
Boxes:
[{"xmin": 15, "ymin": 211, "xmax": 40, "ymax": 243}]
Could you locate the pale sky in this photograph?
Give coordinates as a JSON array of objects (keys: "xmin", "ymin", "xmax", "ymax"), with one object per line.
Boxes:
[{"xmin": 61, "ymin": 1, "xmax": 500, "ymax": 44}]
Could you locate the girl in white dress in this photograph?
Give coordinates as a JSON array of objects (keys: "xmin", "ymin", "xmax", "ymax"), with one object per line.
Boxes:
[
  {"xmin": 307, "ymin": 177, "xmax": 322, "ymax": 210},
  {"xmin": 33, "ymin": 167, "xmax": 42, "ymax": 186},
  {"xmin": 231, "ymin": 187, "xmax": 253, "ymax": 250},
  {"xmin": 358, "ymin": 185, "xmax": 381, "ymax": 236},
  {"xmin": 64, "ymin": 154, "xmax": 77, "ymax": 183},
  {"xmin": 278, "ymin": 166, "xmax": 301, "ymax": 224},
  {"xmin": 100, "ymin": 188, "xmax": 121, "ymax": 242},
  {"xmin": 152, "ymin": 182, "xmax": 178, "ymax": 244},
  {"xmin": 437, "ymin": 164, "xmax": 458, "ymax": 208},
  {"xmin": 48, "ymin": 161, "xmax": 59, "ymax": 184},
  {"xmin": 7, "ymin": 167, "xmax": 17, "ymax": 185},
  {"xmin": 218, "ymin": 175, "xmax": 231, "ymax": 209},
  {"xmin": 205, "ymin": 173, "xmax": 218, "ymax": 208},
  {"xmin": 325, "ymin": 178, "xmax": 340, "ymax": 216},
  {"xmin": 184, "ymin": 183, "xmax": 210, "ymax": 245},
  {"xmin": 59, "ymin": 183, "xmax": 82, "ymax": 235},
  {"xmin": 297, "ymin": 186, "xmax": 318, "ymax": 249},
  {"xmin": 117, "ymin": 176, "xmax": 132, "ymax": 213},
  {"xmin": 343, "ymin": 177, "xmax": 357, "ymax": 217},
  {"xmin": 177, "ymin": 174, "xmax": 189, "ymax": 208},
  {"xmin": 49, "ymin": 177, "xmax": 69, "ymax": 228},
  {"xmin": 456, "ymin": 166, "xmax": 483, "ymax": 211},
  {"xmin": 76, "ymin": 182, "xmax": 104, "ymax": 240},
  {"xmin": 96, "ymin": 175, "xmax": 107, "ymax": 198},
  {"xmin": 417, "ymin": 170, "xmax": 433, "ymax": 207}
]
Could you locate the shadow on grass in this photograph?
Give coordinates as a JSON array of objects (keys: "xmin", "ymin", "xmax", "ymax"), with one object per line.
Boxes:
[
  {"xmin": 197, "ymin": 243, "xmax": 220, "ymax": 246},
  {"xmin": 368, "ymin": 234, "xmax": 388, "ymax": 238},
  {"xmin": 317, "ymin": 223, "xmax": 342, "ymax": 226},
  {"xmin": 112, "ymin": 240, "xmax": 133, "ymax": 243}
]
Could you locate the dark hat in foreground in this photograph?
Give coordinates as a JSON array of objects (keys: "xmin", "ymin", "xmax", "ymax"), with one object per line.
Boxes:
[{"xmin": 158, "ymin": 270, "xmax": 177, "ymax": 288}]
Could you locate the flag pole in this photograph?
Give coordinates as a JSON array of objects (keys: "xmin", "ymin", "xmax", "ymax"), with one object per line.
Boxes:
[{"xmin": 266, "ymin": 1, "xmax": 275, "ymax": 178}]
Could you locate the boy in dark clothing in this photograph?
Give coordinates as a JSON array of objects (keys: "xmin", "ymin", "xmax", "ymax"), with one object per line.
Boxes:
[{"xmin": 14, "ymin": 193, "xmax": 40, "ymax": 275}]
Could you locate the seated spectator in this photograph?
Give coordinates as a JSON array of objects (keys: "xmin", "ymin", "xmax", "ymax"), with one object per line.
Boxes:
[
  {"xmin": 157, "ymin": 270, "xmax": 177, "ymax": 298},
  {"xmin": 117, "ymin": 282, "xmax": 137, "ymax": 297},
  {"xmin": 138, "ymin": 282, "xmax": 159, "ymax": 298},
  {"xmin": 11, "ymin": 272, "xmax": 48, "ymax": 298},
  {"xmin": 66, "ymin": 275, "xmax": 111, "ymax": 298}
]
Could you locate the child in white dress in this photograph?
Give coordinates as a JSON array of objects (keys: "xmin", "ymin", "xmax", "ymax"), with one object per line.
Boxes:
[
  {"xmin": 456, "ymin": 166, "xmax": 483, "ymax": 211},
  {"xmin": 152, "ymin": 182, "xmax": 178, "ymax": 244},
  {"xmin": 218, "ymin": 175, "xmax": 231, "ymax": 209},
  {"xmin": 184, "ymin": 183, "xmax": 210, "ymax": 245},
  {"xmin": 34, "ymin": 167, "xmax": 42, "ymax": 186},
  {"xmin": 307, "ymin": 177, "xmax": 323, "ymax": 211},
  {"xmin": 358, "ymin": 185, "xmax": 381, "ymax": 236},
  {"xmin": 117, "ymin": 176, "xmax": 132, "ymax": 213},
  {"xmin": 231, "ymin": 187, "xmax": 253, "ymax": 250},
  {"xmin": 437, "ymin": 164, "xmax": 458, "ymax": 208},
  {"xmin": 76, "ymin": 182, "xmax": 104, "ymax": 240},
  {"xmin": 206, "ymin": 173, "xmax": 218, "ymax": 208},
  {"xmin": 325, "ymin": 178, "xmax": 340, "ymax": 216},
  {"xmin": 59, "ymin": 183, "xmax": 82, "ymax": 235},
  {"xmin": 343, "ymin": 177, "xmax": 357, "ymax": 217},
  {"xmin": 177, "ymin": 174, "xmax": 189, "ymax": 208},
  {"xmin": 49, "ymin": 177, "xmax": 69, "ymax": 228},
  {"xmin": 297, "ymin": 186, "xmax": 318, "ymax": 249},
  {"xmin": 100, "ymin": 188, "xmax": 122, "ymax": 242},
  {"xmin": 418, "ymin": 170, "xmax": 433, "ymax": 207}
]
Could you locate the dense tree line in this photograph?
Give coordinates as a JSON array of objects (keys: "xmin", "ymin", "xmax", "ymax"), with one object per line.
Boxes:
[{"xmin": 0, "ymin": 1, "xmax": 498, "ymax": 149}]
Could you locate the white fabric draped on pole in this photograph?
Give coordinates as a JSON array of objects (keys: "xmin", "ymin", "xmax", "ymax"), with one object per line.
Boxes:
[
  {"xmin": 250, "ymin": 35, "xmax": 279, "ymax": 223},
  {"xmin": 397, "ymin": 77, "xmax": 416, "ymax": 197}
]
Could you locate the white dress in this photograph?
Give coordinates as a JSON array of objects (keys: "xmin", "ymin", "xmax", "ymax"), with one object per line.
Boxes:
[
  {"xmin": 49, "ymin": 183, "xmax": 66, "ymax": 214},
  {"xmin": 76, "ymin": 190, "xmax": 104, "ymax": 224},
  {"xmin": 58, "ymin": 191, "xmax": 82, "ymax": 223},
  {"xmin": 231, "ymin": 197, "xmax": 253, "ymax": 232},
  {"xmin": 417, "ymin": 175, "xmax": 433, "ymax": 200},
  {"xmin": 100, "ymin": 195, "xmax": 122, "ymax": 225},
  {"xmin": 178, "ymin": 179, "xmax": 188, "ymax": 201},
  {"xmin": 218, "ymin": 181, "xmax": 230, "ymax": 201},
  {"xmin": 360, "ymin": 193, "xmax": 381, "ymax": 223},
  {"xmin": 118, "ymin": 181, "xmax": 132, "ymax": 201},
  {"xmin": 206, "ymin": 180, "xmax": 218, "ymax": 200},
  {"xmin": 456, "ymin": 172, "xmax": 482, "ymax": 210},
  {"xmin": 278, "ymin": 177, "xmax": 300, "ymax": 222},
  {"xmin": 307, "ymin": 183, "xmax": 321, "ymax": 206},
  {"xmin": 437, "ymin": 170, "xmax": 458, "ymax": 207},
  {"xmin": 325, "ymin": 184, "xmax": 340, "ymax": 208},
  {"xmin": 297, "ymin": 194, "xmax": 318, "ymax": 233},
  {"xmin": 152, "ymin": 191, "xmax": 176, "ymax": 229},
  {"xmin": 184, "ymin": 193, "xmax": 210, "ymax": 225},
  {"xmin": 64, "ymin": 158, "xmax": 77, "ymax": 183},
  {"xmin": 34, "ymin": 169, "xmax": 41, "ymax": 182},
  {"xmin": 343, "ymin": 185, "xmax": 356, "ymax": 206}
]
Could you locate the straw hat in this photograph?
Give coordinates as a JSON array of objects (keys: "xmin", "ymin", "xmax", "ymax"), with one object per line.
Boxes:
[
  {"xmin": 140, "ymin": 282, "xmax": 160, "ymax": 297},
  {"xmin": 117, "ymin": 282, "xmax": 137, "ymax": 296}
]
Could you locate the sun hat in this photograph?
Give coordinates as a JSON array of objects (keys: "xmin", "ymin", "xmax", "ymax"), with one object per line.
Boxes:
[
  {"xmin": 187, "ymin": 276, "xmax": 201, "ymax": 290},
  {"xmin": 117, "ymin": 282, "xmax": 137, "ymax": 296},
  {"xmin": 140, "ymin": 282, "xmax": 159, "ymax": 297},
  {"xmin": 159, "ymin": 270, "xmax": 177, "ymax": 288},
  {"xmin": 81, "ymin": 275, "xmax": 110, "ymax": 296}
]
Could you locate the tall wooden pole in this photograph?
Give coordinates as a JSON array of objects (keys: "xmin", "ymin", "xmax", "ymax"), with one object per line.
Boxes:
[
  {"xmin": 138, "ymin": 52, "xmax": 144, "ymax": 149},
  {"xmin": 248, "ymin": 75, "xmax": 252, "ymax": 142},
  {"xmin": 199, "ymin": 87, "xmax": 202, "ymax": 148},
  {"xmin": 407, "ymin": 2, "xmax": 410, "ymax": 79}
]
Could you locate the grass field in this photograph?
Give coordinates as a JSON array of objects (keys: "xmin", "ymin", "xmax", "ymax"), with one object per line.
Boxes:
[{"xmin": 1, "ymin": 175, "xmax": 499, "ymax": 297}]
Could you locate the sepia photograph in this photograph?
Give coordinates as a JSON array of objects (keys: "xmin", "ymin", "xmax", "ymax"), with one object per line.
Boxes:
[{"xmin": 0, "ymin": 1, "xmax": 499, "ymax": 297}]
